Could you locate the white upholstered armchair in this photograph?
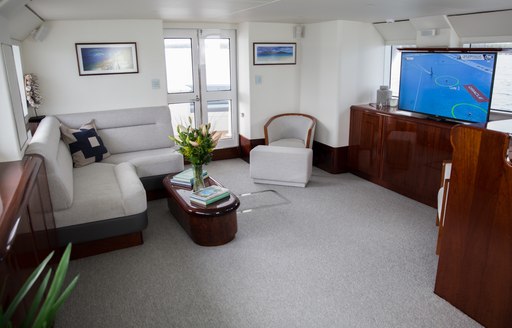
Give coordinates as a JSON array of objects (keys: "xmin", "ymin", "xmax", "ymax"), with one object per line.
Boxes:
[
  {"xmin": 264, "ymin": 113, "xmax": 317, "ymax": 149},
  {"xmin": 250, "ymin": 113, "xmax": 317, "ymax": 187}
]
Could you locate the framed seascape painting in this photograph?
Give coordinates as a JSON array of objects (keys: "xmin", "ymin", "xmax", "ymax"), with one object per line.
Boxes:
[
  {"xmin": 253, "ymin": 43, "xmax": 296, "ymax": 65},
  {"xmin": 75, "ymin": 42, "xmax": 139, "ymax": 76}
]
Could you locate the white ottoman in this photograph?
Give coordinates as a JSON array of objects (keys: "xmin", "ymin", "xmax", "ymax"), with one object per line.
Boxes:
[{"xmin": 250, "ymin": 145, "xmax": 313, "ymax": 187}]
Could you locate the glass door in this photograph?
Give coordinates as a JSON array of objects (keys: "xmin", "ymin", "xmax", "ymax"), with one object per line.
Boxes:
[{"xmin": 164, "ymin": 29, "xmax": 238, "ymax": 149}]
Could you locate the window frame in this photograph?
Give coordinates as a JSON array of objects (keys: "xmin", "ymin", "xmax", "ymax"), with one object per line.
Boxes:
[{"xmin": 465, "ymin": 42, "xmax": 512, "ymax": 114}]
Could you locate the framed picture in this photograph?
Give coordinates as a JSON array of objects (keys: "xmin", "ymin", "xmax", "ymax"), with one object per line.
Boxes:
[
  {"xmin": 253, "ymin": 43, "xmax": 296, "ymax": 65},
  {"xmin": 75, "ymin": 42, "xmax": 139, "ymax": 76}
]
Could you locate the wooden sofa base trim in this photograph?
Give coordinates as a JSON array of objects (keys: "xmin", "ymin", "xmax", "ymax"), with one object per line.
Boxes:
[{"xmin": 67, "ymin": 231, "xmax": 144, "ymax": 260}]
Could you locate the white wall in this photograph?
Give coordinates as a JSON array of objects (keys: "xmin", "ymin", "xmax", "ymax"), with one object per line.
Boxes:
[
  {"xmin": 14, "ymin": 18, "xmax": 385, "ymax": 153},
  {"xmin": 237, "ymin": 22, "xmax": 252, "ymax": 138},
  {"xmin": 300, "ymin": 21, "xmax": 340, "ymax": 146},
  {"xmin": 21, "ymin": 20, "xmax": 167, "ymax": 115},
  {"xmin": 300, "ymin": 20, "xmax": 385, "ymax": 147},
  {"xmin": 337, "ymin": 21, "xmax": 386, "ymax": 146},
  {"xmin": 238, "ymin": 22, "xmax": 301, "ymax": 139}
]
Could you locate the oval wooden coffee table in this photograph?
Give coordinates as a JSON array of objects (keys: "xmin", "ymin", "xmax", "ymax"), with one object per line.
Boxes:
[{"xmin": 162, "ymin": 175, "xmax": 240, "ymax": 246}]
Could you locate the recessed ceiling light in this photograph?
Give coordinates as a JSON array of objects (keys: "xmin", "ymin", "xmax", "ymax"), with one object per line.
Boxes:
[{"xmin": 385, "ymin": 18, "xmax": 395, "ymax": 23}]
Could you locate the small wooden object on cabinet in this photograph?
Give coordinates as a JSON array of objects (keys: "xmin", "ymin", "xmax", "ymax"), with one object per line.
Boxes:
[{"xmin": 348, "ymin": 104, "xmax": 454, "ymax": 207}]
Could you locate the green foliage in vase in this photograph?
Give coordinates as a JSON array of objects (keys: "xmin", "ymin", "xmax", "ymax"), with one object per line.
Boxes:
[
  {"xmin": 0, "ymin": 243, "xmax": 79, "ymax": 328},
  {"xmin": 169, "ymin": 117, "xmax": 222, "ymax": 166}
]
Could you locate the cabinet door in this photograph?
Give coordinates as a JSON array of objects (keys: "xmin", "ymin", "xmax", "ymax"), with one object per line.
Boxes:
[
  {"xmin": 381, "ymin": 116, "xmax": 452, "ymax": 206},
  {"xmin": 349, "ymin": 109, "xmax": 383, "ymax": 179}
]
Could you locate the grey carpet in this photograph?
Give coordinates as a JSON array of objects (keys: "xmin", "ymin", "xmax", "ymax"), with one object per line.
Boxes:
[{"xmin": 55, "ymin": 159, "xmax": 481, "ymax": 328}]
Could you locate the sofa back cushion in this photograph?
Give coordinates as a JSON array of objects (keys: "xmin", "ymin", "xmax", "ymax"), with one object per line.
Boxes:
[
  {"xmin": 56, "ymin": 106, "xmax": 175, "ymax": 154},
  {"xmin": 25, "ymin": 116, "xmax": 74, "ymax": 211}
]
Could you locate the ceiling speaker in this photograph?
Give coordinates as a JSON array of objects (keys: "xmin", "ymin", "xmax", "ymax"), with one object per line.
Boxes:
[{"xmin": 32, "ymin": 23, "xmax": 48, "ymax": 41}]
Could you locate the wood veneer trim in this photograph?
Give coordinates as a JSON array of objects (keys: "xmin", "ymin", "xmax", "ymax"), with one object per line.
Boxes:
[
  {"xmin": 212, "ymin": 147, "xmax": 240, "ymax": 161},
  {"xmin": 239, "ymin": 135, "xmax": 265, "ymax": 162},
  {"xmin": 67, "ymin": 231, "xmax": 144, "ymax": 260},
  {"xmin": 263, "ymin": 113, "xmax": 317, "ymax": 148},
  {"xmin": 0, "ymin": 156, "xmax": 42, "ymax": 259},
  {"xmin": 312, "ymin": 141, "xmax": 349, "ymax": 174}
]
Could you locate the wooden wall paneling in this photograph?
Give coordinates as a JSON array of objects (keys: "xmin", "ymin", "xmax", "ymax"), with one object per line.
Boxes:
[
  {"xmin": 312, "ymin": 141, "xmax": 349, "ymax": 174},
  {"xmin": 239, "ymin": 135, "xmax": 265, "ymax": 163},
  {"xmin": 435, "ymin": 125, "xmax": 512, "ymax": 328},
  {"xmin": 240, "ymin": 134, "xmax": 349, "ymax": 173},
  {"xmin": 212, "ymin": 146, "xmax": 241, "ymax": 161}
]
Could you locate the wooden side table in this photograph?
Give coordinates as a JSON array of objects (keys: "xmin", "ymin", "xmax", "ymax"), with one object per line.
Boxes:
[{"xmin": 162, "ymin": 176, "xmax": 240, "ymax": 246}]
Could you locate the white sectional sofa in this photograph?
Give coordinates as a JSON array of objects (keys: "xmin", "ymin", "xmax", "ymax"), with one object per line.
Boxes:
[
  {"xmin": 26, "ymin": 106, "xmax": 184, "ymax": 247},
  {"xmin": 56, "ymin": 106, "xmax": 184, "ymax": 190}
]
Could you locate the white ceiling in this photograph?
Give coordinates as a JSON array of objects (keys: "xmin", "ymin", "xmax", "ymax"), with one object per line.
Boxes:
[{"xmin": 22, "ymin": 0, "xmax": 512, "ymax": 24}]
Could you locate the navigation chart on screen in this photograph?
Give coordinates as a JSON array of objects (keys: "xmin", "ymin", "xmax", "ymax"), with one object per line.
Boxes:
[{"xmin": 398, "ymin": 52, "xmax": 496, "ymax": 123}]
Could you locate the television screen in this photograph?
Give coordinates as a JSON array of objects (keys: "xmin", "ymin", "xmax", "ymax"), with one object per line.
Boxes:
[{"xmin": 398, "ymin": 51, "xmax": 497, "ymax": 123}]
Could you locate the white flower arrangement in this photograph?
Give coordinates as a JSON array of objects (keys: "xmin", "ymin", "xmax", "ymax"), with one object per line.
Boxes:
[{"xmin": 24, "ymin": 74, "xmax": 42, "ymax": 114}]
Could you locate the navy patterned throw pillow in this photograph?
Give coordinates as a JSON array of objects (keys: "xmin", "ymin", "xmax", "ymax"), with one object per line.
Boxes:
[{"xmin": 60, "ymin": 120, "xmax": 111, "ymax": 167}]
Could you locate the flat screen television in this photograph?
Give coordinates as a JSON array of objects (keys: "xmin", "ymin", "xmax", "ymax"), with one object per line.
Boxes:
[{"xmin": 398, "ymin": 51, "xmax": 497, "ymax": 123}]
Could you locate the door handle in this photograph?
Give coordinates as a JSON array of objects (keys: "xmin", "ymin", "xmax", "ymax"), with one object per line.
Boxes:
[{"xmin": 194, "ymin": 95, "xmax": 200, "ymax": 102}]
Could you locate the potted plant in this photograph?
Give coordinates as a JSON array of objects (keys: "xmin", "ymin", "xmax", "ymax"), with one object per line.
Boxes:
[
  {"xmin": 0, "ymin": 243, "xmax": 79, "ymax": 328},
  {"xmin": 170, "ymin": 118, "xmax": 222, "ymax": 191}
]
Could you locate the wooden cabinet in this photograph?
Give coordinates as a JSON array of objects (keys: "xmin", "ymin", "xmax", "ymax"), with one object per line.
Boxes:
[
  {"xmin": 0, "ymin": 155, "xmax": 57, "ymax": 324},
  {"xmin": 348, "ymin": 108, "xmax": 383, "ymax": 178},
  {"xmin": 349, "ymin": 105, "xmax": 454, "ymax": 207}
]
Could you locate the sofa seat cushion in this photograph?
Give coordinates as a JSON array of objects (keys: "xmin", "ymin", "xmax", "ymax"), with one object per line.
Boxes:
[
  {"xmin": 101, "ymin": 148, "xmax": 184, "ymax": 178},
  {"xmin": 269, "ymin": 138, "xmax": 305, "ymax": 148},
  {"xmin": 53, "ymin": 162, "xmax": 147, "ymax": 228}
]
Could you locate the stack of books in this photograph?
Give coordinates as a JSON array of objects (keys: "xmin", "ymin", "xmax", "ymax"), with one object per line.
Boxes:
[
  {"xmin": 190, "ymin": 185, "xmax": 230, "ymax": 206},
  {"xmin": 171, "ymin": 168, "xmax": 208, "ymax": 187}
]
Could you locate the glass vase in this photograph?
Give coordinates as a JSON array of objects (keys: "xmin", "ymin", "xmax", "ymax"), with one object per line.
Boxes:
[{"xmin": 192, "ymin": 164, "xmax": 205, "ymax": 192}]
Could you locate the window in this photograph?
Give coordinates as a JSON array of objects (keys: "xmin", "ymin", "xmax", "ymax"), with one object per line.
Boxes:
[
  {"xmin": 12, "ymin": 45, "xmax": 28, "ymax": 117},
  {"xmin": 466, "ymin": 42, "xmax": 512, "ymax": 113},
  {"xmin": 1, "ymin": 43, "xmax": 28, "ymax": 149},
  {"xmin": 387, "ymin": 45, "xmax": 415, "ymax": 98}
]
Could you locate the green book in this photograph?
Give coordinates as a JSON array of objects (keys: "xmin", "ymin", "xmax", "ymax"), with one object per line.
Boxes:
[
  {"xmin": 190, "ymin": 185, "xmax": 229, "ymax": 201},
  {"xmin": 172, "ymin": 168, "xmax": 208, "ymax": 183},
  {"xmin": 190, "ymin": 192, "xmax": 230, "ymax": 206}
]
